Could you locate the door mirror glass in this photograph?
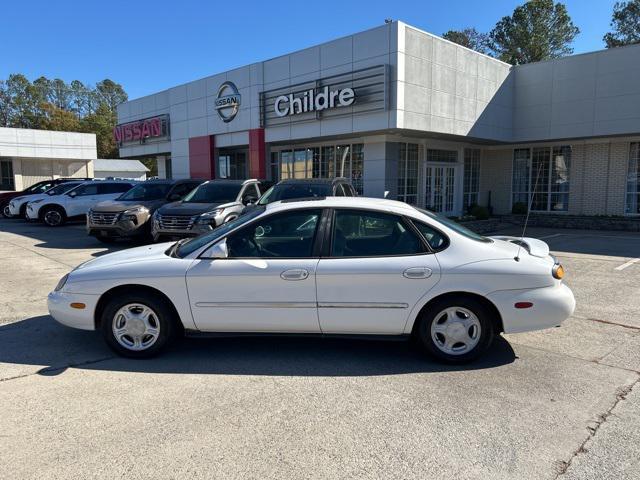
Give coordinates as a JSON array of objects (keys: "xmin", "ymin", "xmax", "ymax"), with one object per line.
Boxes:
[{"xmin": 202, "ymin": 239, "xmax": 228, "ymax": 259}]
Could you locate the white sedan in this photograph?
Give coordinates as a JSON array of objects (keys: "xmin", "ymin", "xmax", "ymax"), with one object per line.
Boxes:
[{"xmin": 48, "ymin": 197, "xmax": 575, "ymax": 363}]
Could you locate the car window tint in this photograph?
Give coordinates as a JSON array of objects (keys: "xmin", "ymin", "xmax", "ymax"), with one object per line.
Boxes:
[
  {"xmin": 98, "ymin": 183, "xmax": 131, "ymax": 194},
  {"xmin": 227, "ymin": 209, "xmax": 321, "ymax": 258},
  {"xmin": 75, "ymin": 184, "xmax": 99, "ymax": 196},
  {"xmin": 331, "ymin": 210, "xmax": 425, "ymax": 257},
  {"xmin": 334, "ymin": 184, "xmax": 345, "ymax": 196},
  {"xmin": 412, "ymin": 221, "xmax": 449, "ymax": 251},
  {"xmin": 170, "ymin": 183, "xmax": 196, "ymax": 198}
]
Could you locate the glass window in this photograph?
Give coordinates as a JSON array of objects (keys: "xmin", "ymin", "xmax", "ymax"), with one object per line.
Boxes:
[
  {"xmin": 398, "ymin": 143, "xmax": 419, "ymax": 205},
  {"xmin": 0, "ymin": 160, "xmax": 14, "ymax": 190},
  {"xmin": 46, "ymin": 182, "xmax": 82, "ymax": 195},
  {"xmin": 463, "ymin": 148, "xmax": 480, "ymax": 210},
  {"xmin": 427, "ymin": 149, "xmax": 458, "ymax": 163},
  {"xmin": 257, "ymin": 183, "xmax": 331, "ymax": 205},
  {"xmin": 119, "ymin": 183, "xmax": 171, "ymax": 201},
  {"xmin": 27, "ymin": 181, "xmax": 55, "ymax": 194},
  {"xmin": 183, "ymin": 182, "xmax": 242, "ymax": 204},
  {"xmin": 227, "ymin": 209, "xmax": 321, "ymax": 258},
  {"xmin": 626, "ymin": 143, "xmax": 640, "ymax": 215},
  {"xmin": 73, "ymin": 184, "xmax": 99, "ymax": 196},
  {"xmin": 512, "ymin": 146, "xmax": 571, "ymax": 212},
  {"xmin": 412, "ymin": 221, "xmax": 449, "ymax": 251},
  {"xmin": 351, "ymin": 144, "xmax": 364, "ymax": 195},
  {"xmin": 321, "ymin": 146, "xmax": 335, "ymax": 179},
  {"xmin": 218, "ymin": 152, "xmax": 247, "ymax": 179},
  {"xmin": 169, "ymin": 182, "xmax": 200, "ymax": 199},
  {"xmin": 100, "ymin": 183, "xmax": 134, "ymax": 194},
  {"xmin": 331, "ymin": 210, "xmax": 425, "ymax": 257},
  {"xmin": 416, "ymin": 208, "xmax": 492, "ymax": 243}
]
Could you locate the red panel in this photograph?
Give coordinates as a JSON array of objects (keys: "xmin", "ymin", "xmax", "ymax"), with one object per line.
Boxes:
[
  {"xmin": 248, "ymin": 128, "xmax": 266, "ymax": 179},
  {"xmin": 189, "ymin": 135, "xmax": 215, "ymax": 179}
]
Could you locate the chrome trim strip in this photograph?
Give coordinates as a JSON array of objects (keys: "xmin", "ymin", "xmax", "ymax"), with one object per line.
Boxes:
[
  {"xmin": 195, "ymin": 302, "xmax": 316, "ymax": 309},
  {"xmin": 317, "ymin": 302, "xmax": 408, "ymax": 309}
]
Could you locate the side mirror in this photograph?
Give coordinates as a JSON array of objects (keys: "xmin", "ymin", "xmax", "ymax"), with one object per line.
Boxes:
[{"xmin": 202, "ymin": 239, "xmax": 228, "ymax": 259}]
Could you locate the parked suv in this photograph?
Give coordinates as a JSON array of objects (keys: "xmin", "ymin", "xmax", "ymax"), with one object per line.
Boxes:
[
  {"xmin": 1, "ymin": 178, "xmax": 91, "ymax": 218},
  {"xmin": 151, "ymin": 179, "xmax": 265, "ymax": 241},
  {"xmin": 243, "ymin": 178, "xmax": 356, "ymax": 214},
  {"xmin": 9, "ymin": 180, "xmax": 89, "ymax": 218},
  {"xmin": 87, "ymin": 179, "xmax": 203, "ymax": 243},
  {"xmin": 36, "ymin": 180, "xmax": 137, "ymax": 226}
]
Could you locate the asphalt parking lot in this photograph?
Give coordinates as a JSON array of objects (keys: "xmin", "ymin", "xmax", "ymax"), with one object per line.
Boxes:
[{"xmin": 0, "ymin": 219, "xmax": 639, "ymax": 479}]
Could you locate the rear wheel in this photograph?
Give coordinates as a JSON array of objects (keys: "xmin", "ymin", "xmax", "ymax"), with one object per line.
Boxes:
[
  {"xmin": 416, "ymin": 296, "xmax": 494, "ymax": 363},
  {"xmin": 41, "ymin": 206, "xmax": 66, "ymax": 226},
  {"xmin": 101, "ymin": 291, "xmax": 179, "ymax": 358}
]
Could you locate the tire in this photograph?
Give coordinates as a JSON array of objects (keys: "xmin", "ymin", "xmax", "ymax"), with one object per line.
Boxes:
[
  {"xmin": 100, "ymin": 291, "xmax": 180, "ymax": 358},
  {"xmin": 2, "ymin": 204, "xmax": 12, "ymax": 218},
  {"xmin": 41, "ymin": 205, "xmax": 67, "ymax": 226},
  {"xmin": 416, "ymin": 296, "xmax": 494, "ymax": 364}
]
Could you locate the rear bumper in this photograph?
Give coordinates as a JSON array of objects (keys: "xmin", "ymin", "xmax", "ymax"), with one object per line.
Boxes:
[
  {"xmin": 47, "ymin": 291, "xmax": 98, "ymax": 331},
  {"xmin": 487, "ymin": 283, "xmax": 575, "ymax": 334}
]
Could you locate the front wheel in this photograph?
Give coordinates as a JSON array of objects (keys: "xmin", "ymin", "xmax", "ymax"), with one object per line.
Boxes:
[
  {"xmin": 41, "ymin": 206, "xmax": 67, "ymax": 226},
  {"xmin": 416, "ymin": 297, "xmax": 494, "ymax": 363},
  {"xmin": 2, "ymin": 204, "xmax": 12, "ymax": 218},
  {"xmin": 101, "ymin": 292, "xmax": 180, "ymax": 358}
]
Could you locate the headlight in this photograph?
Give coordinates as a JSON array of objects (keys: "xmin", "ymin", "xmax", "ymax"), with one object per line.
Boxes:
[
  {"xmin": 552, "ymin": 263, "xmax": 565, "ymax": 280},
  {"xmin": 123, "ymin": 206, "xmax": 149, "ymax": 216},
  {"xmin": 196, "ymin": 209, "xmax": 223, "ymax": 224},
  {"xmin": 54, "ymin": 273, "xmax": 69, "ymax": 292}
]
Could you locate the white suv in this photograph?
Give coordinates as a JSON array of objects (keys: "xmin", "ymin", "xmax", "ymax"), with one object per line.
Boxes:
[
  {"xmin": 35, "ymin": 180, "xmax": 137, "ymax": 226},
  {"xmin": 10, "ymin": 181, "xmax": 86, "ymax": 218}
]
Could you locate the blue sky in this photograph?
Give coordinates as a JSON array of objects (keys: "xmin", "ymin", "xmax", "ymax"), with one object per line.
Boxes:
[{"xmin": 1, "ymin": 0, "xmax": 618, "ymax": 99}]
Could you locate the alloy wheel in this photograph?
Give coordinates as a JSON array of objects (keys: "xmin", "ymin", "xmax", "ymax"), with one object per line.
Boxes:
[{"xmin": 44, "ymin": 210, "xmax": 62, "ymax": 226}]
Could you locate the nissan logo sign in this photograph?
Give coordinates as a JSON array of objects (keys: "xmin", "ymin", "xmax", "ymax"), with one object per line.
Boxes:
[{"xmin": 215, "ymin": 81, "xmax": 241, "ymax": 123}]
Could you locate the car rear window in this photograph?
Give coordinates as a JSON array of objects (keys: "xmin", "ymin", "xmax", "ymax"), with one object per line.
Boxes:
[{"xmin": 258, "ymin": 184, "xmax": 332, "ymax": 205}]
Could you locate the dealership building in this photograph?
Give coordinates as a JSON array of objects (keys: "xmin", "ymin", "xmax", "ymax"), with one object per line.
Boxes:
[{"xmin": 115, "ymin": 21, "xmax": 640, "ymax": 217}]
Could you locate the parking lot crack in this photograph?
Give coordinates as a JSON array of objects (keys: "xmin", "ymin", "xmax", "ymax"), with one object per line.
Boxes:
[{"xmin": 554, "ymin": 375, "xmax": 640, "ymax": 478}]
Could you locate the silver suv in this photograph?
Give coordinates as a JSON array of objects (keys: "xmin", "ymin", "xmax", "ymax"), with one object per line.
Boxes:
[{"xmin": 151, "ymin": 179, "xmax": 264, "ymax": 242}]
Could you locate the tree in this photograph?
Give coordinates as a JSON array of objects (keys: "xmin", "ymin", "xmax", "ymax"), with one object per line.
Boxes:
[
  {"xmin": 442, "ymin": 28, "xmax": 492, "ymax": 55},
  {"xmin": 95, "ymin": 79, "xmax": 128, "ymax": 113},
  {"xmin": 40, "ymin": 103, "xmax": 82, "ymax": 132},
  {"xmin": 604, "ymin": 0, "xmax": 640, "ymax": 48},
  {"xmin": 489, "ymin": 0, "xmax": 580, "ymax": 64},
  {"xmin": 82, "ymin": 103, "xmax": 119, "ymax": 158}
]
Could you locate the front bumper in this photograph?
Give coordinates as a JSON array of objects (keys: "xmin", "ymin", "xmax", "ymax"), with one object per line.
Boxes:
[
  {"xmin": 487, "ymin": 282, "xmax": 576, "ymax": 334},
  {"xmin": 8, "ymin": 201, "xmax": 22, "ymax": 216},
  {"xmin": 151, "ymin": 222, "xmax": 219, "ymax": 241},
  {"xmin": 47, "ymin": 291, "xmax": 99, "ymax": 331}
]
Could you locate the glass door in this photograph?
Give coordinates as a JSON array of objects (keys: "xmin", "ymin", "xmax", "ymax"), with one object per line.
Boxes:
[{"xmin": 425, "ymin": 164, "xmax": 457, "ymax": 216}]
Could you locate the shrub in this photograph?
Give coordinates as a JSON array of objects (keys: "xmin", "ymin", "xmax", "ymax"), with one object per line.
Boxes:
[
  {"xmin": 469, "ymin": 204, "xmax": 490, "ymax": 220},
  {"xmin": 512, "ymin": 202, "xmax": 528, "ymax": 214}
]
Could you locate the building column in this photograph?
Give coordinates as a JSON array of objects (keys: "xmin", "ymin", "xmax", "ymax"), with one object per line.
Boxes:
[
  {"xmin": 248, "ymin": 128, "xmax": 266, "ymax": 179},
  {"xmin": 189, "ymin": 135, "xmax": 215, "ymax": 179}
]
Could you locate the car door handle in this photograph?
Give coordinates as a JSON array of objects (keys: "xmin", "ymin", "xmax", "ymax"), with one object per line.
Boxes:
[
  {"xmin": 280, "ymin": 269, "xmax": 309, "ymax": 281},
  {"xmin": 403, "ymin": 267, "xmax": 432, "ymax": 279}
]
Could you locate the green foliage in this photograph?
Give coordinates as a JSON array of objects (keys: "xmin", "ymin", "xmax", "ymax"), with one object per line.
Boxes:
[
  {"xmin": 604, "ymin": 0, "xmax": 640, "ymax": 48},
  {"xmin": 489, "ymin": 0, "xmax": 580, "ymax": 64},
  {"xmin": 0, "ymin": 74, "xmax": 128, "ymax": 158},
  {"xmin": 469, "ymin": 204, "xmax": 490, "ymax": 220},
  {"xmin": 512, "ymin": 202, "xmax": 528, "ymax": 214},
  {"xmin": 442, "ymin": 28, "xmax": 492, "ymax": 55}
]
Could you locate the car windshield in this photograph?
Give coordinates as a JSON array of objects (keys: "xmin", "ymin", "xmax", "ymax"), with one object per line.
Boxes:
[
  {"xmin": 46, "ymin": 182, "xmax": 82, "ymax": 196},
  {"xmin": 26, "ymin": 182, "xmax": 53, "ymax": 194},
  {"xmin": 416, "ymin": 208, "xmax": 493, "ymax": 243},
  {"xmin": 258, "ymin": 183, "xmax": 332, "ymax": 205},
  {"xmin": 118, "ymin": 183, "xmax": 171, "ymax": 201},
  {"xmin": 182, "ymin": 183, "xmax": 242, "ymax": 204},
  {"xmin": 175, "ymin": 207, "xmax": 265, "ymax": 258}
]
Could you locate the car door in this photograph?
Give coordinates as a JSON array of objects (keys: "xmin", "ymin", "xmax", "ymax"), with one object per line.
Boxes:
[
  {"xmin": 65, "ymin": 183, "xmax": 101, "ymax": 216},
  {"xmin": 316, "ymin": 209, "xmax": 441, "ymax": 334},
  {"xmin": 185, "ymin": 208, "xmax": 324, "ymax": 333}
]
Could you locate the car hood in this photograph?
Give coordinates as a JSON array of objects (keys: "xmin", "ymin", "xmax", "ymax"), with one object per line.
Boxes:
[
  {"xmin": 76, "ymin": 242, "xmax": 174, "ymax": 271},
  {"xmin": 157, "ymin": 201, "xmax": 237, "ymax": 216},
  {"xmin": 92, "ymin": 198, "xmax": 165, "ymax": 213}
]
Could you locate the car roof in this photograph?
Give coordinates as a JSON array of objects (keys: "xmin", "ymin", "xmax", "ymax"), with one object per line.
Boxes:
[
  {"xmin": 276, "ymin": 178, "xmax": 348, "ymax": 186},
  {"xmin": 201, "ymin": 179, "xmax": 257, "ymax": 185},
  {"xmin": 264, "ymin": 196, "xmax": 418, "ymax": 215}
]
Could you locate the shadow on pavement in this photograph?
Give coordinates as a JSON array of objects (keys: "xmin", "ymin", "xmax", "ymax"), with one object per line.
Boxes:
[{"xmin": 0, "ymin": 315, "xmax": 516, "ymax": 377}]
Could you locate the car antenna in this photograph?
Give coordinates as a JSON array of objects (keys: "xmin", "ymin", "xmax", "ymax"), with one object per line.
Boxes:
[{"xmin": 515, "ymin": 160, "xmax": 544, "ymax": 262}]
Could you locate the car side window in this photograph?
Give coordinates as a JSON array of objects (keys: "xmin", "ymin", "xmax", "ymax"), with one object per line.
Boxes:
[
  {"xmin": 226, "ymin": 209, "xmax": 322, "ymax": 258},
  {"xmin": 334, "ymin": 184, "xmax": 345, "ymax": 196},
  {"xmin": 74, "ymin": 184, "xmax": 99, "ymax": 196},
  {"xmin": 412, "ymin": 221, "xmax": 449, "ymax": 252},
  {"xmin": 98, "ymin": 183, "xmax": 132, "ymax": 194},
  {"xmin": 241, "ymin": 184, "xmax": 260, "ymax": 204},
  {"xmin": 331, "ymin": 209, "xmax": 426, "ymax": 257},
  {"xmin": 170, "ymin": 183, "xmax": 196, "ymax": 198}
]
